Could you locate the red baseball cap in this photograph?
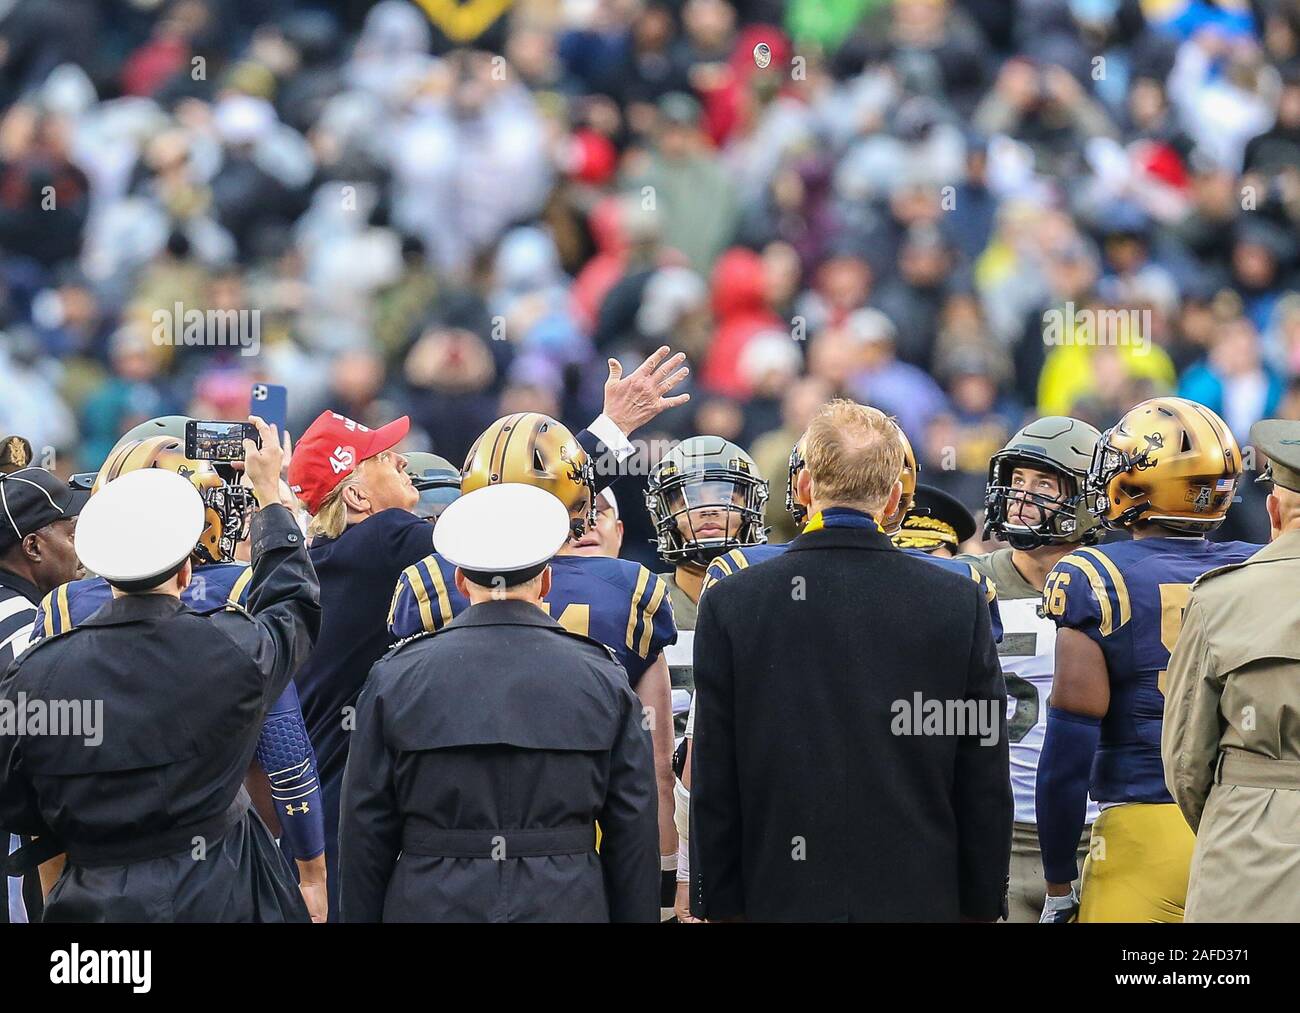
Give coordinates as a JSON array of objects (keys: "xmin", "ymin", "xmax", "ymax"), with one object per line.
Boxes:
[{"xmin": 288, "ymin": 410, "xmax": 411, "ymax": 514}]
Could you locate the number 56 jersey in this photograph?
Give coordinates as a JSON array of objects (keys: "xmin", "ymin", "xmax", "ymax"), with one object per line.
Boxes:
[{"xmin": 1040, "ymin": 538, "xmax": 1258, "ymax": 806}]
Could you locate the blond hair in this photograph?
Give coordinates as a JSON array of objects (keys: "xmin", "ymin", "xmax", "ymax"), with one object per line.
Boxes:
[
  {"xmin": 306, "ymin": 473, "xmax": 363, "ymax": 539},
  {"xmin": 803, "ymin": 399, "xmax": 903, "ymax": 515}
]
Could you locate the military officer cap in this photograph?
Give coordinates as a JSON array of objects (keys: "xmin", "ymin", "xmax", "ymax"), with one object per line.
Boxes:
[
  {"xmin": 1250, "ymin": 419, "xmax": 1300, "ymax": 494},
  {"xmin": 892, "ymin": 483, "xmax": 976, "ymax": 553},
  {"xmin": 434, "ymin": 483, "xmax": 570, "ymax": 587},
  {"xmin": 0, "ymin": 435, "xmax": 34, "ymax": 474},
  {"xmin": 75, "ymin": 468, "xmax": 205, "ymax": 591}
]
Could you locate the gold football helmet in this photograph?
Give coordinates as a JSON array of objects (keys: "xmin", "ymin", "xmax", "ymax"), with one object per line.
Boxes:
[
  {"xmin": 787, "ymin": 422, "xmax": 915, "ymax": 533},
  {"xmin": 94, "ymin": 435, "xmax": 256, "ymax": 564},
  {"xmin": 461, "ymin": 413, "xmax": 596, "ymax": 538},
  {"xmin": 880, "ymin": 422, "xmax": 917, "ymax": 535},
  {"xmin": 1088, "ymin": 397, "xmax": 1241, "ymax": 532}
]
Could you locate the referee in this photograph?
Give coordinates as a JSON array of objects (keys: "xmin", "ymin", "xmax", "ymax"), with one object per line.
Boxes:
[{"xmin": 0, "ymin": 463, "xmax": 88, "ymax": 923}]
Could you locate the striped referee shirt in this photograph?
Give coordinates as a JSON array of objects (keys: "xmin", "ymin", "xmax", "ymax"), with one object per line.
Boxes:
[
  {"xmin": 0, "ymin": 567, "xmax": 38, "ymax": 674},
  {"xmin": 0, "ymin": 566, "xmax": 40, "ymax": 924}
]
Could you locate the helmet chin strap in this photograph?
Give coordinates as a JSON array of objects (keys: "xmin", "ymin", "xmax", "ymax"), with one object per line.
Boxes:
[{"xmin": 1005, "ymin": 528, "xmax": 1045, "ymax": 550}]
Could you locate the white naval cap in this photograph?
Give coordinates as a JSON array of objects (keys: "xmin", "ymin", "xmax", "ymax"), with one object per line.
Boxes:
[
  {"xmin": 75, "ymin": 468, "xmax": 204, "ymax": 590},
  {"xmin": 434, "ymin": 483, "xmax": 570, "ymax": 586}
]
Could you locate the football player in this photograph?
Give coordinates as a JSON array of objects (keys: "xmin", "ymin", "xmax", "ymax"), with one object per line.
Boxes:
[
  {"xmin": 646, "ymin": 436, "xmax": 771, "ymax": 624},
  {"xmin": 567, "ymin": 488, "xmax": 623, "ymax": 557},
  {"xmin": 385, "ymin": 413, "xmax": 679, "ymax": 884},
  {"xmin": 1036, "ymin": 397, "xmax": 1258, "ymax": 923},
  {"xmin": 30, "ymin": 423, "xmax": 327, "ymax": 920},
  {"xmin": 957, "ymin": 416, "xmax": 1103, "ymax": 921},
  {"xmin": 643, "ymin": 435, "xmax": 767, "ymax": 922}
]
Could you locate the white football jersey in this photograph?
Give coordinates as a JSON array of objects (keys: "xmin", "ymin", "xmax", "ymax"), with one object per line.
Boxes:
[{"xmin": 997, "ymin": 598, "xmax": 1099, "ymax": 825}]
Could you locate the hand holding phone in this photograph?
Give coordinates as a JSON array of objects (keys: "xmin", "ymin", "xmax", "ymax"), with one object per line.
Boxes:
[
  {"xmin": 243, "ymin": 416, "xmax": 284, "ymax": 507},
  {"xmin": 251, "ymin": 383, "xmax": 288, "ymax": 435}
]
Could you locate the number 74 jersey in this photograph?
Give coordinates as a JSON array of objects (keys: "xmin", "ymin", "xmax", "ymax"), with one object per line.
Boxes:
[
  {"xmin": 1040, "ymin": 537, "xmax": 1258, "ymax": 805},
  {"xmin": 388, "ymin": 553, "xmax": 677, "ymax": 688}
]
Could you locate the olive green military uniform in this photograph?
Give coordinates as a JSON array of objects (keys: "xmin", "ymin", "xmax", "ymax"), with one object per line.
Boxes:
[{"xmin": 1161, "ymin": 420, "xmax": 1300, "ymax": 923}]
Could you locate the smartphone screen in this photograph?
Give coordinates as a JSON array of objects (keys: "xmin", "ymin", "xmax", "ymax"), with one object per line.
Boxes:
[{"xmin": 185, "ymin": 420, "xmax": 260, "ymax": 462}]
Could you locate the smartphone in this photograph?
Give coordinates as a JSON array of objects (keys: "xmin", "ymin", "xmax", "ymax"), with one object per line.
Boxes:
[
  {"xmin": 186, "ymin": 420, "xmax": 261, "ymax": 462},
  {"xmin": 250, "ymin": 383, "xmax": 288, "ymax": 435}
]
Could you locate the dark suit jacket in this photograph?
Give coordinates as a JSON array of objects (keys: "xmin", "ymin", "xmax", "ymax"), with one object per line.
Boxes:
[{"xmin": 689, "ymin": 523, "xmax": 1011, "ymax": 922}]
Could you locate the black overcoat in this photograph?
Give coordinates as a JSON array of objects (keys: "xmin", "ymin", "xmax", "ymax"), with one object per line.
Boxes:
[
  {"xmin": 689, "ymin": 523, "xmax": 1011, "ymax": 922},
  {"xmin": 339, "ymin": 599, "xmax": 659, "ymax": 923},
  {"xmin": 0, "ymin": 505, "xmax": 320, "ymax": 922}
]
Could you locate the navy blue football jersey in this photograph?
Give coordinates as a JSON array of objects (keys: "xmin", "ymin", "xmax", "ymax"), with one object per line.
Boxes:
[
  {"xmin": 32, "ymin": 562, "xmax": 255, "ymax": 639},
  {"xmin": 1041, "ymin": 538, "xmax": 1259, "ymax": 804},
  {"xmin": 388, "ymin": 553, "xmax": 677, "ymax": 686}
]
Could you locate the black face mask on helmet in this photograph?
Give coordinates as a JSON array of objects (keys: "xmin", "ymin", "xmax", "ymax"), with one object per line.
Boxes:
[
  {"xmin": 201, "ymin": 483, "xmax": 258, "ymax": 565},
  {"xmin": 983, "ymin": 450, "xmax": 1098, "ymax": 550},
  {"xmin": 646, "ymin": 471, "xmax": 768, "ymax": 566}
]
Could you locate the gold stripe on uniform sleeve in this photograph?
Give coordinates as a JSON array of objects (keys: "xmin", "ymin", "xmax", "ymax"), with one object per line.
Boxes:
[
  {"xmin": 625, "ymin": 567, "xmax": 651, "ymax": 651},
  {"xmin": 728, "ymin": 549, "xmax": 749, "ymax": 570},
  {"xmin": 637, "ymin": 576, "xmax": 668, "ymax": 658},
  {"xmin": 402, "ymin": 563, "xmax": 434, "ymax": 632},
  {"xmin": 228, "ymin": 566, "xmax": 254, "ymax": 606},
  {"xmin": 966, "ymin": 564, "xmax": 997, "ymax": 603},
  {"xmin": 1058, "ymin": 553, "xmax": 1115, "ymax": 636},
  {"xmin": 701, "ymin": 555, "xmax": 732, "ymax": 593},
  {"xmin": 41, "ymin": 591, "xmax": 56, "ymax": 637},
  {"xmin": 56, "ymin": 583, "xmax": 71, "ymax": 634},
  {"xmin": 1074, "ymin": 547, "xmax": 1131, "ymax": 631},
  {"xmin": 424, "ymin": 559, "xmax": 454, "ymax": 627}
]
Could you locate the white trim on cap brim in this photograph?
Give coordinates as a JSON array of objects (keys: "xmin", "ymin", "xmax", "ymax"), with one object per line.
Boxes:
[
  {"xmin": 434, "ymin": 483, "xmax": 570, "ymax": 573},
  {"xmin": 74, "ymin": 469, "xmax": 205, "ymax": 584}
]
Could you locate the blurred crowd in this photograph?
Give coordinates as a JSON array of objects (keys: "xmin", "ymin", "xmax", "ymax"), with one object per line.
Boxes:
[{"xmin": 0, "ymin": 0, "xmax": 1296, "ymax": 559}]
